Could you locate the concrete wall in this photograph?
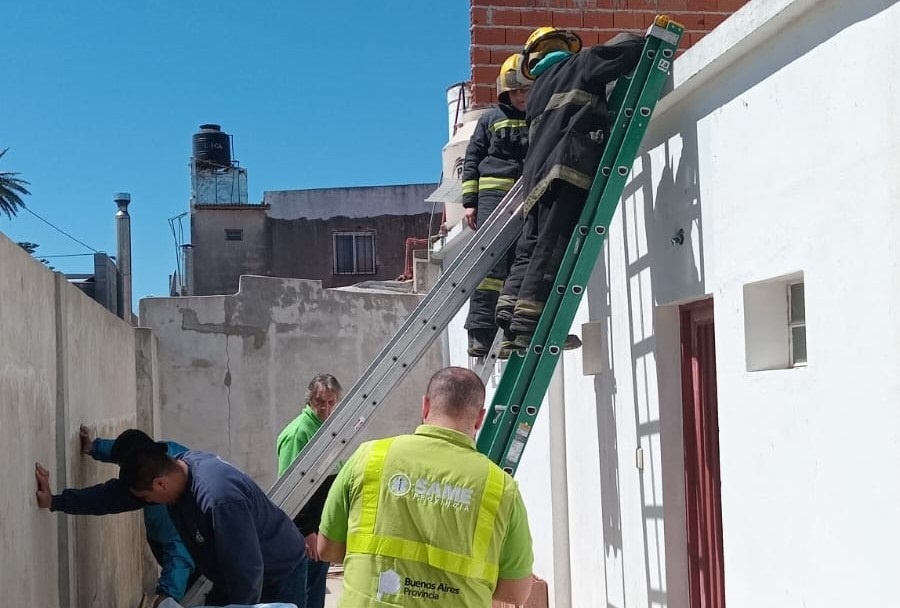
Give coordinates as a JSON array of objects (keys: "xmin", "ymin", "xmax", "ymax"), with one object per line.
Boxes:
[
  {"xmin": 265, "ymin": 184, "xmax": 438, "ymax": 220},
  {"xmin": 0, "ymin": 232, "xmax": 146, "ymax": 608},
  {"xmin": 450, "ymin": 0, "xmax": 900, "ymax": 606},
  {"xmin": 270, "ymin": 213, "xmax": 434, "ymax": 288},
  {"xmin": 267, "ymin": 184, "xmax": 441, "ymax": 288},
  {"xmin": 191, "ymin": 185, "xmax": 440, "ymax": 295},
  {"xmin": 191, "ymin": 207, "xmax": 271, "ymax": 296},
  {"xmin": 140, "ymin": 274, "xmax": 445, "ymax": 488}
]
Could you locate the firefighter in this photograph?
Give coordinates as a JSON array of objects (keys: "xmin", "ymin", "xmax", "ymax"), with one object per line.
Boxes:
[
  {"xmin": 462, "ymin": 54, "xmax": 531, "ymax": 358},
  {"xmin": 496, "ymin": 27, "xmax": 646, "ymax": 351}
]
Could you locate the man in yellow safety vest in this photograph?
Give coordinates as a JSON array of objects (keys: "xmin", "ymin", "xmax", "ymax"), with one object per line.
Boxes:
[{"xmin": 317, "ymin": 366, "xmax": 534, "ymax": 606}]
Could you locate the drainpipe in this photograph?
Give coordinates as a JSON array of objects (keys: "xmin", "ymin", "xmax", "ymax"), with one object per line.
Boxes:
[
  {"xmin": 181, "ymin": 243, "xmax": 194, "ymax": 296},
  {"xmin": 114, "ymin": 193, "xmax": 133, "ymax": 323},
  {"xmin": 548, "ymin": 360, "xmax": 573, "ymax": 607}
]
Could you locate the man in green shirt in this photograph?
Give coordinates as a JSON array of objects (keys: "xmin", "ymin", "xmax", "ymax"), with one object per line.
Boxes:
[
  {"xmin": 277, "ymin": 373, "xmax": 343, "ymax": 608},
  {"xmin": 318, "ymin": 367, "xmax": 534, "ymax": 607}
]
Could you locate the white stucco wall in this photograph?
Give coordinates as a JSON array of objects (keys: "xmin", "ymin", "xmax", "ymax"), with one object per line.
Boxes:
[
  {"xmin": 140, "ymin": 274, "xmax": 445, "ymax": 489},
  {"xmin": 677, "ymin": 2, "xmax": 900, "ymax": 605},
  {"xmin": 451, "ymin": 0, "xmax": 900, "ymax": 606}
]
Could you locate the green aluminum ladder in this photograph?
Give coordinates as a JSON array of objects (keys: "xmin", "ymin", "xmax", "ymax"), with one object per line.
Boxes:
[{"xmin": 477, "ymin": 16, "xmax": 684, "ymax": 474}]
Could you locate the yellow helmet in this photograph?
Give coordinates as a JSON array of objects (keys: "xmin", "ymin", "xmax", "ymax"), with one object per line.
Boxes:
[
  {"xmin": 496, "ymin": 54, "xmax": 531, "ymax": 96},
  {"xmin": 521, "ymin": 26, "xmax": 582, "ymax": 80}
]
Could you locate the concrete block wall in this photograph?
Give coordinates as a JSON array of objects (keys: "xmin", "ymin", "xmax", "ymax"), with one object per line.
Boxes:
[
  {"xmin": 469, "ymin": 0, "xmax": 750, "ymax": 105},
  {"xmin": 0, "ymin": 232, "xmax": 145, "ymax": 608}
]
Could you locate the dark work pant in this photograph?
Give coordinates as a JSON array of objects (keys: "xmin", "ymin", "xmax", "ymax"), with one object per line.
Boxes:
[
  {"xmin": 261, "ymin": 558, "xmax": 308, "ymax": 608},
  {"xmin": 500, "ymin": 181, "xmax": 587, "ymax": 333},
  {"xmin": 304, "ymin": 556, "xmax": 330, "ymax": 608},
  {"xmin": 465, "ymin": 189, "xmax": 516, "ymax": 331}
]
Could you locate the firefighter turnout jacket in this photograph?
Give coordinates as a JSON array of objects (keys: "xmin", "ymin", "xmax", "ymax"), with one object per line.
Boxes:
[
  {"xmin": 461, "ymin": 102, "xmax": 529, "ymax": 210},
  {"xmin": 522, "ymin": 34, "xmax": 645, "ymax": 214}
]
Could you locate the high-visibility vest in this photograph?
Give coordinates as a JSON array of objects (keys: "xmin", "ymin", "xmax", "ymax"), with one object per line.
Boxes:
[{"xmin": 342, "ymin": 430, "xmax": 514, "ymax": 607}]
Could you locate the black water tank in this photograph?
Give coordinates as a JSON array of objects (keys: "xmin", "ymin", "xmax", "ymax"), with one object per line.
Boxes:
[{"xmin": 192, "ymin": 124, "xmax": 232, "ymax": 168}]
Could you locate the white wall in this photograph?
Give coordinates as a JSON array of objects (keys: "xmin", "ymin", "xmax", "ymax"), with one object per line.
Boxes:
[{"xmin": 451, "ymin": 0, "xmax": 900, "ymax": 606}]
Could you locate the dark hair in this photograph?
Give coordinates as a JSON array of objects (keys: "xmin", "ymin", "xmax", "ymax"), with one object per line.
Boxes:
[
  {"xmin": 306, "ymin": 373, "xmax": 343, "ymax": 404},
  {"xmin": 118, "ymin": 443, "xmax": 177, "ymax": 491},
  {"xmin": 109, "ymin": 429, "xmax": 155, "ymax": 464},
  {"xmin": 425, "ymin": 367, "xmax": 485, "ymax": 421}
]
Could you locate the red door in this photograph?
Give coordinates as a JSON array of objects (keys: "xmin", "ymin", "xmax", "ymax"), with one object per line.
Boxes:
[{"xmin": 680, "ymin": 300, "xmax": 726, "ymax": 608}]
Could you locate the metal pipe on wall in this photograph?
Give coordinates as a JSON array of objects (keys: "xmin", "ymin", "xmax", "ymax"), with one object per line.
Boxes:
[
  {"xmin": 114, "ymin": 192, "xmax": 133, "ymax": 323},
  {"xmin": 181, "ymin": 243, "xmax": 194, "ymax": 296}
]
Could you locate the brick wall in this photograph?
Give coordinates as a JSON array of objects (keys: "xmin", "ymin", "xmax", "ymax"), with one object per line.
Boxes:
[{"xmin": 470, "ymin": 0, "xmax": 750, "ymax": 105}]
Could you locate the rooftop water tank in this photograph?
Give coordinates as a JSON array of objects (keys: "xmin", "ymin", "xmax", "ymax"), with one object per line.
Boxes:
[{"xmin": 192, "ymin": 124, "xmax": 232, "ymax": 168}]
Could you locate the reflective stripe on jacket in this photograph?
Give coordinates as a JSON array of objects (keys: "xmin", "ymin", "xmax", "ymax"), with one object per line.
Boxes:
[{"xmin": 462, "ymin": 103, "xmax": 528, "ymax": 209}]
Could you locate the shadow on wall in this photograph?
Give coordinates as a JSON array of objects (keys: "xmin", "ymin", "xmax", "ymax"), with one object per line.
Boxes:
[
  {"xmin": 625, "ymin": 120, "xmax": 705, "ymax": 608},
  {"xmin": 585, "ymin": 116, "xmax": 705, "ymax": 607},
  {"xmin": 637, "ymin": 127, "xmax": 705, "ymax": 305},
  {"xmin": 573, "ymin": 2, "xmax": 892, "ymax": 602},
  {"xmin": 617, "ymin": 1, "xmax": 896, "ymax": 598},
  {"xmin": 586, "ymin": 245, "xmax": 623, "ymax": 603}
]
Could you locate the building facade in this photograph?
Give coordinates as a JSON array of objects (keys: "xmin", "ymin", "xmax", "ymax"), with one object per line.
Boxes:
[
  {"xmin": 442, "ymin": 0, "xmax": 900, "ymax": 607},
  {"xmin": 182, "ymin": 124, "xmax": 440, "ymax": 296},
  {"xmin": 189, "ymin": 184, "xmax": 439, "ymax": 295}
]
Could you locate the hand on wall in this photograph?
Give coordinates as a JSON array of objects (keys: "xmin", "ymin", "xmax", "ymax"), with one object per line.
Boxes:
[
  {"xmin": 34, "ymin": 462, "xmax": 52, "ymax": 509},
  {"xmin": 79, "ymin": 424, "xmax": 93, "ymax": 455}
]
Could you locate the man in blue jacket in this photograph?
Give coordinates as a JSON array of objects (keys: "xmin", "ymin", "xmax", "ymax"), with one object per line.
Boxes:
[
  {"xmin": 36, "ymin": 427, "xmax": 194, "ymax": 607},
  {"xmin": 118, "ymin": 445, "xmax": 308, "ymax": 607},
  {"xmin": 35, "ymin": 433, "xmax": 307, "ymax": 607}
]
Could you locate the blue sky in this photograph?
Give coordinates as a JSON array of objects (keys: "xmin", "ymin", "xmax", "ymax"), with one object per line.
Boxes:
[{"xmin": 2, "ymin": 2, "xmax": 469, "ymax": 303}]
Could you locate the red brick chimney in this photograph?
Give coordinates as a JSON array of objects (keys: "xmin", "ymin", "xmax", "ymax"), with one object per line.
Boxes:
[{"xmin": 469, "ymin": 0, "xmax": 749, "ymax": 106}]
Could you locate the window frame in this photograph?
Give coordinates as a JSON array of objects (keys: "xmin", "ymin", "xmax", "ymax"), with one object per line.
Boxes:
[
  {"xmin": 787, "ymin": 280, "xmax": 807, "ymax": 367},
  {"xmin": 332, "ymin": 231, "xmax": 376, "ymax": 276}
]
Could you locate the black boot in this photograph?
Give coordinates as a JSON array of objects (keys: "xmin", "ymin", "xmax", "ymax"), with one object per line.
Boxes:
[{"xmin": 467, "ymin": 328, "xmax": 496, "ymax": 358}]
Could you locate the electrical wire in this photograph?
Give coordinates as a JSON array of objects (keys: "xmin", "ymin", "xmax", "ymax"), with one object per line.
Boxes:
[{"xmin": 22, "ymin": 206, "xmax": 100, "ymax": 253}]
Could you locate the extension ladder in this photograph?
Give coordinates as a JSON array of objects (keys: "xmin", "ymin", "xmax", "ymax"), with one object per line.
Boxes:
[{"xmin": 476, "ymin": 17, "xmax": 684, "ymax": 473}]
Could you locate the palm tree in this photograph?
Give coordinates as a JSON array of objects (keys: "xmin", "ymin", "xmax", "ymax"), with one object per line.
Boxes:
[{"xmin": 0, "ymin": 148, "xmax": 31, "ymax": 218}]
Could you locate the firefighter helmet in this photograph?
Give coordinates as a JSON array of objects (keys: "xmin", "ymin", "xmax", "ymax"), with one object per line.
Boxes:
[
  {"xmin": 521, "ymin": 26, "xmax": 582, "ymax": 79},
  {"xmin": 496, "ymin": 53, "xmax": 531, "ymax": 95}
]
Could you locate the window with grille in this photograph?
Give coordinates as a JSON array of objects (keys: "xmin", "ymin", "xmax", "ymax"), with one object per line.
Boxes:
[
  {"xmin": 743, "ymin": 272, "xmax": 808, "ymax": 371},
  {"xmin": 224, "ymin": 229, "xmax": 243, "ymax": 241},
  {"xmin": 333, "ymin": 232, "xmax": 376, "ymax": 275},
  {"xmin": 788, "ymin": 281, "xmax": 806, "ymax": 366}
]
